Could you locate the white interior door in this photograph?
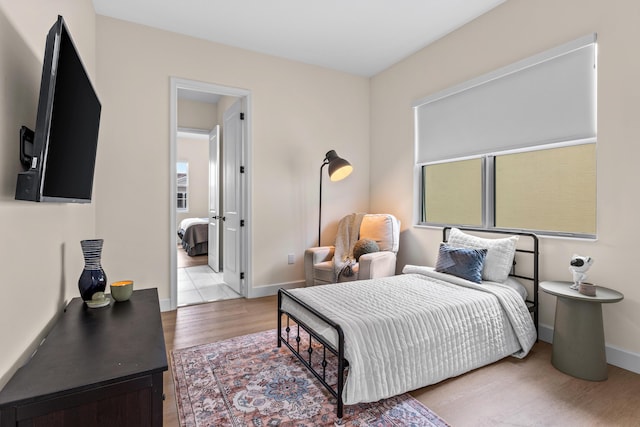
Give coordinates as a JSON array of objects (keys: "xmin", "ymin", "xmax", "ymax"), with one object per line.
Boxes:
[
  {"xmin": 222, "ymin": 100, "xmax": 244, "ymax": 294},
  {"xmin": 208, "ymin": 125, "xmax": 220, "ymax": 272}
]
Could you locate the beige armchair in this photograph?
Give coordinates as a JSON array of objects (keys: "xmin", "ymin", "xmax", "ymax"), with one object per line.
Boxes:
[{"xmin": 305, "ymin": 213, "xmax": 400, "ymax": 286}]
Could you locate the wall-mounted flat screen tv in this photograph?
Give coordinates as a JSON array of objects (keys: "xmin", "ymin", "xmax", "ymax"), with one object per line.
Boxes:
[{"xmin": 15, "ymin": 15, "xmax": 101, "ymax": 203}]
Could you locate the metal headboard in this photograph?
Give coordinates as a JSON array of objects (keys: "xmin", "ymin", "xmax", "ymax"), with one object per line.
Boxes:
[{"xmin": 442, "ymin": 227, "xmax": 539, "ymax": 335}]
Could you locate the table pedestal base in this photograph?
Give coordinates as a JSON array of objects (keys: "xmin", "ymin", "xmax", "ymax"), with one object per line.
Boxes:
[{"xmin": 552, "ymin": 297, "xmax": 607, "ymax": 381}]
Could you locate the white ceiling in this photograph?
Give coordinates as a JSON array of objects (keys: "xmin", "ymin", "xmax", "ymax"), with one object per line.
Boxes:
[{"xmin": 92, "ymin": 0, "xmax": 506, "ymax": 77}]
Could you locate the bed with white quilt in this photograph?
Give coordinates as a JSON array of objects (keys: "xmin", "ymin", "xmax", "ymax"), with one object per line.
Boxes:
[{"xmin": 277, "ymin": 227, "xmax": 539, "ymax": 421}]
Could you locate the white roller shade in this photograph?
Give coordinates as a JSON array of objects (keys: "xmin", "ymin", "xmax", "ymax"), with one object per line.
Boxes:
[{"xmin": 414, "ymin": 34, "xmax": 597, "ymax": 164}]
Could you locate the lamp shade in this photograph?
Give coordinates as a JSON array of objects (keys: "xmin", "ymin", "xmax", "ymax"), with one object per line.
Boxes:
[
  {"xmin": 325, "ymin": 150, "xmax": 353, "ymax": 181},
  {"xmin": 318, "ymin": 149, "xmax": 353, "ymax": 246}
]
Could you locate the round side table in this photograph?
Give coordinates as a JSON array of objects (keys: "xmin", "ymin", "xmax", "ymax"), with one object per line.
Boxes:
[{"xmin": 540, "ymin": 281, "xmax": 623, "ymax": 381}]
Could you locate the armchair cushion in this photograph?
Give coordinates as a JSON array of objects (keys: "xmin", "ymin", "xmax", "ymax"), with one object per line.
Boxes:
[
  {"xmin": 358, "ymin": 251, "xmax": 397, "ymax": 280},
  {"xmin": 304, "ymin": 246, "xmax": 334, "ymax": 286},
  {"xmin": 313, "ymin": 260, "xmax": 360, "ymax": 283},
  {"xmin": 360, "ymin": 214, "xmax": 400, "ymax": 252}
]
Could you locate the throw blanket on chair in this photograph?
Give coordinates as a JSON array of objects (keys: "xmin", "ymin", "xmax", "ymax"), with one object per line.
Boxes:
[{"xmin": 333, "ymin": 213, "xmax": 366, "ymax": 281}]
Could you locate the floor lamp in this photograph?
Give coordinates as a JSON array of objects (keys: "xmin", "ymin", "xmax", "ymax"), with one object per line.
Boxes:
[{"xmin": 318, "ymin": 150, "xmax": 353, "ymax": 246}]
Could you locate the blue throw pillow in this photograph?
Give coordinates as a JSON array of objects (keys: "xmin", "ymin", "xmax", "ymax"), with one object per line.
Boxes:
[{"xmin": 435, "ymin": 243, "xmax": 488, "ymax": 283}]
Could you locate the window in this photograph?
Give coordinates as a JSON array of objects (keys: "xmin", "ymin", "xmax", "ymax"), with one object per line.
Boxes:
[
  {"xmin": 420, "ymin": 143, "xmax": 596, "ymax": 236},
  {"xmin": 176, "ymin": 161, "xmax": 188, "ymax": 211},
  {"xmin": 494, "ymin": 144, "xmax": 596, "ymax": 235},
  {"xmin": 423, "ymin": 158, "xmax": 483, "ymax": 226},
  {"xmin": 414, "ymin": 34, "xmax": 597, "ymax": 238}
]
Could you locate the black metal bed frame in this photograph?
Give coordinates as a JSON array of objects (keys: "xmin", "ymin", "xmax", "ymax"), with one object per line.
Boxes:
[
  {"xmin": 442, "ymin": 227, "xmax": 540, "ymax": 334},
  {"xmin": 277, "ymin": 227, "xmax": 539, "ymax": 422},
  {"xmin": 277, "ymin": 289, "xmax": 348, "ymax": 419}
]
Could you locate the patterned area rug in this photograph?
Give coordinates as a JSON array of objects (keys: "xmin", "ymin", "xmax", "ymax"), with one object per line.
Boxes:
[{"xmin": 171, "ymin": 329, "xmax": 450, "ymax": 426}]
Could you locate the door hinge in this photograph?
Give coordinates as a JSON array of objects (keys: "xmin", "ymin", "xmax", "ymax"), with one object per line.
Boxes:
[
  {"xmin": 240, "ymin": 219, "xmax": 245, "ymax": 227},
  {"xmin": 240, "ymin": 166, "xmax": 245, "ymax": 173},
  {"xmin": 240, "ymin": 112, "xmax": 245, "ymax": 120},
  {"xmin": 240, "ymin": 272, "xmax": 245, "ymax": 280}
]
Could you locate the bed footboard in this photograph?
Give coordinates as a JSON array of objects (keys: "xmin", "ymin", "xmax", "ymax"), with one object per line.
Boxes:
[{"xmin": 277, "ymin": 288, "xmax": 348, "ymax": 421}]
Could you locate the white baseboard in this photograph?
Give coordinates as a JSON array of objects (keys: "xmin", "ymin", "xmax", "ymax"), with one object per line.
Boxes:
[
  {"xmin": 158, "ymin": 281, "xmax": 305, "ymax": 312},
  {"xmin": 538, "ymin": 322, "xmax": 640, "ymax": 375},
  {"xmin": 248, "ymin": 280, "xmax": 305, "ymax": 298},
  {"xmin": 538, "ymin": 322, "xmax": 554, "ymax": 343},
  {"xmin": 159, "ymin": 298, "xmax": 172, "ymax": 312}
]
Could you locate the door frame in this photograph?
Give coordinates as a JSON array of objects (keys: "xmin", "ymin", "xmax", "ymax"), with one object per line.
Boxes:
[
  {"xmin": 208, "ymin": 124, "xmax": 221, "ymax": 273},
  {"xmin": 169, "ymin": 77, "xmax": 252, "ymax": 310}
]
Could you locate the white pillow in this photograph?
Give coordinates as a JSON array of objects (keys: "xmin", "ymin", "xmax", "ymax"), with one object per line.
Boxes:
[{"xmin": 447, "ymin": 228, "xmax": 518, "ymax": 283}]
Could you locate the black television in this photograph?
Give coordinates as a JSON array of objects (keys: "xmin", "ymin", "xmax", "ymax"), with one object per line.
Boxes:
[{"xmin": 15, "ymin": 15, "xmax": 101, "ymax": 203}]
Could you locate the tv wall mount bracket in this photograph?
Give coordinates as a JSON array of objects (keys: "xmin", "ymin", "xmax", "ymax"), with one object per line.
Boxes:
[{"xmin": 19, "ymin": 125, "xmax": 36, "ymax": 170}]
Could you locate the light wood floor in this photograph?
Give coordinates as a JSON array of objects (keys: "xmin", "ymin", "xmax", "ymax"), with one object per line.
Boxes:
[
  {"xmin": 176, "ymin": 243, "xmax": 207, "ymax": 268},
  {"xmin": 161, "ymin": 296, "xmax": 640, "ymax": 426}
]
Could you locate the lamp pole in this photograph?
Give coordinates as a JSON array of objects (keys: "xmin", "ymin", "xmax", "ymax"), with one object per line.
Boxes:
[{"xmin": 318, "ymin": 158, "xmax": 329, "ymax": 246}]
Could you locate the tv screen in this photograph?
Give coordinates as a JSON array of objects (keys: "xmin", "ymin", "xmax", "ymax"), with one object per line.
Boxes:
[{"xmin": 15, "ymin": 15, "xmax": 101, "ymax": 203}]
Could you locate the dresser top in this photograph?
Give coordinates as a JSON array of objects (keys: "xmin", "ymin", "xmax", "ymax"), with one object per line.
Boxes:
[{"xmin": 0, "ymin": 288, "xmax": 167, "ymax": 406}]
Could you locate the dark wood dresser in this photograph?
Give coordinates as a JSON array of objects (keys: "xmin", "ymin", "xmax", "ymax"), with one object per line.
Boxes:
[{"xmin": 0, "ymin": 288, "xmax": 167, "ymax": 426}]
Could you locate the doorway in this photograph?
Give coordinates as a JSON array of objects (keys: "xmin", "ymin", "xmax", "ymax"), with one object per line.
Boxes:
[
  {"xmin": 169, "ymin": 78, "xmax": 252, "ymax": 310},
  {"xmin": 175, "ymin": 128, "xmax": 232, "ymax": 306}
]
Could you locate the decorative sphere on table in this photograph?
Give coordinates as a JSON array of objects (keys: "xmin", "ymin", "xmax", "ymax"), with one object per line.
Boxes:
[{"xmin": 353, "ymin": 238, "xmax": 379, "ymax": 261}]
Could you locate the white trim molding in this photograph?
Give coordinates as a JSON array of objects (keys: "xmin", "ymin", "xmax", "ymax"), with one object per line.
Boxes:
[
  {"xmin": 169, "ymin": 77, "xmax": 252, "ymax": 311},
  {"xmin": 247, "ymin": 280, "xmax": 305, "ymax": 299}
]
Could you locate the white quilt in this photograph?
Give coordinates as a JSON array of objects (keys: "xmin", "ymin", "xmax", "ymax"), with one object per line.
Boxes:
[
  {"xmin": 178, "ymin": 217, "xmax": 208, "ymax": 232},
  {"xmin": 282, "ymin": 266, "xmax": 537, "ymax": 405}
]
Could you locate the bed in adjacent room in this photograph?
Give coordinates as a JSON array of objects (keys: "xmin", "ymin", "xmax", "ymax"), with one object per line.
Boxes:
[
  {"xmin": 277, "ymin": 227, "xmax": 539, "ymax": 420},
  {"xmin": 177, "ymin": 217, "xmax": 208, "ymax": 256}
]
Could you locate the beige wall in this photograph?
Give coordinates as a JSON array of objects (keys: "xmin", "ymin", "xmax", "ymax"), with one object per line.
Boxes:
[
  {"xmin": 0, "ymin": 1, "xmax": 97, "ymax": 388},
  {"xmin": 176, "ymin": 134, "xmax": 209, "ymax": 227},
  {"xmin": 95, "ymin": 16, "xmax": 370, "ymax": 300},
  {"xmin": 370, "ymin": 0, "xmax": 640, "ymax": 356},
  {"xmin": 178, "ymin": 98, "xmax": 218, "ymax": 130}
]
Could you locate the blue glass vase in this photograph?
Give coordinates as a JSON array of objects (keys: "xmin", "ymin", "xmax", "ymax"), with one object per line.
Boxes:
[{"xmin": 78, "ymin": 239, "xmax": 107, "ymax": 302}]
